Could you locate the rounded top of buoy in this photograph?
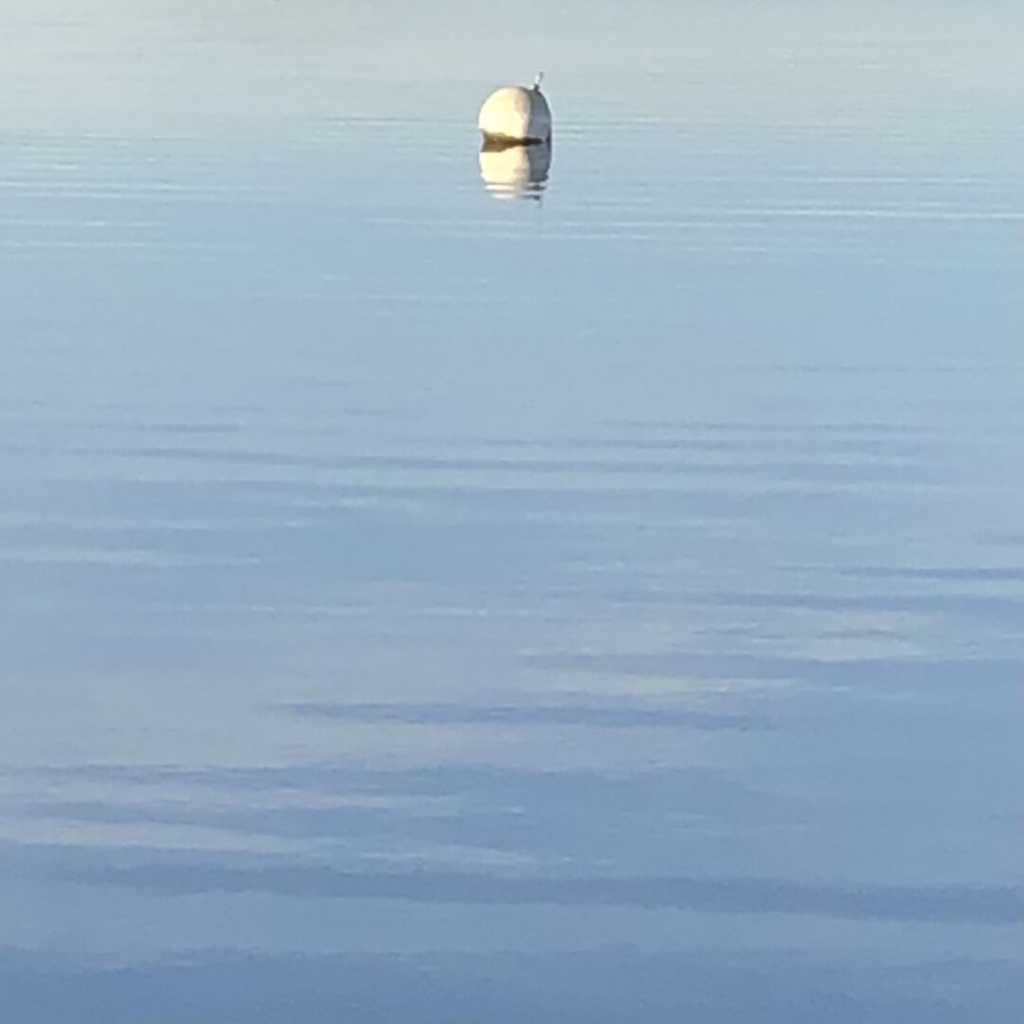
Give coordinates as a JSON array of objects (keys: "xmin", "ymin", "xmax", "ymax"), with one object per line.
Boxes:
[{"xmin": 478, "ymin": 75, "xmax": 552, "ymax": 144}]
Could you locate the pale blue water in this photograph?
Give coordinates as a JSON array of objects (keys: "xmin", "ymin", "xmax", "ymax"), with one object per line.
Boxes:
[{"xmin": 1, "ymin": 2, "xmax": 1021, "ymax": 1021}]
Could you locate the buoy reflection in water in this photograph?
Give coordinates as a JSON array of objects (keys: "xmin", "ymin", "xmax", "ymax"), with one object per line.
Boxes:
[{"xmin": 479, "ymin": 140, "xmax": 551, "ymax": 200}]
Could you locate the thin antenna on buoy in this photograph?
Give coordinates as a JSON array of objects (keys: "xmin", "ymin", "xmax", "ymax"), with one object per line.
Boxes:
[{"xmin": 533, "ymin": 71, "xmax": 544, "ymax": 91}]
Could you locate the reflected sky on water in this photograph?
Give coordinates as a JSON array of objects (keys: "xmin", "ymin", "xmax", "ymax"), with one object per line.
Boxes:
[{"xmin": 0, "ymin": 1, "xmax": 1021, "ymax": 1021}]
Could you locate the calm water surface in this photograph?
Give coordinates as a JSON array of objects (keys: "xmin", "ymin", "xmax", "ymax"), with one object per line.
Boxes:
[{"xmin": 1, "ymin": 2, "xmax": 1021, "ymax": 1021}]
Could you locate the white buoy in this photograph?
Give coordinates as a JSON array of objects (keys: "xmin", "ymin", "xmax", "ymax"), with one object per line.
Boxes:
[{"xmin": 478, "ymin": 73, "xmax": 552, "ymax": 145}]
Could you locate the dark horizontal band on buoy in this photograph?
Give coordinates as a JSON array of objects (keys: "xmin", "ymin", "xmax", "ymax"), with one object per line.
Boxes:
[{"xmin": 481, "ymin": 135, "xmax": 551, "ymax": 151}]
